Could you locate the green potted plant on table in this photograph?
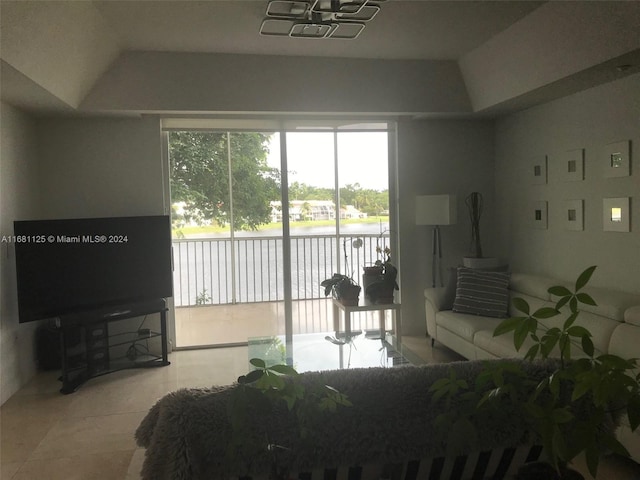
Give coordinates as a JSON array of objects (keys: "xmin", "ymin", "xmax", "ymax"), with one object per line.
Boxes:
[
  {"xmin": 430, "ymin": 266, "xmax": 640, "ymax": 479},
  {"xmin": 364, "ymin": 245, "xmax": 399, "ymax": 304},
  {"xmin": 321, "ymin": 273, "xmax": 361, "ymax": 306}
]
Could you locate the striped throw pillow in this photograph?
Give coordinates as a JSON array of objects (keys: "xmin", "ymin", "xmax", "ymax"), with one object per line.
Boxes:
[{"xmin": 452, "ymin": 267, "xmax": 511, "ymax": 317}]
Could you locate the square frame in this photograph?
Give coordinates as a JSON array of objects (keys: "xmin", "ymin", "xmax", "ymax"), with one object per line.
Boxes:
[
  {"xmin": 604, "ymin": 140, "xmax": 630, "ymax": 178},
  {"xmin": 564, "ymin": 199, "xmax": 584, "ymax": 231},
  {"xmin": 530, "ymin": 155, "xmax": 547, "ymax": 185},
  {"xmin": 532, "ymin": 201, "xmax": 548, "ymax": 229},
  {"xmin": 562, "ymin": 149, "xmax": 584, "ymax": 182},
  {"xmin": 603, "ymin": 197, "xmax": 630, "ymax": 232}
]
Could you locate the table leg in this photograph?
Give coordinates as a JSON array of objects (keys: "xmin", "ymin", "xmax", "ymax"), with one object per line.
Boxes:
[
  {"xmin": 379, "ymin": 310, "xmax": 385, "ymax": 338},
  {"xmin": 395, "ymin": 309, "xmax": 402, "ymax": 345},
  {"xmin": 333, "ymin": 302, "xmax": 340, "ymax": 332},
  {"xmin": 345, "ymin": 310, "xmax": 351, "ymax": 337}
]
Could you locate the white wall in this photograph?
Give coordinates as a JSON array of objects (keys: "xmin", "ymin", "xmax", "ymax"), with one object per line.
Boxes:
[
  {"xmin": 495, "ymin": 74, "xmax": 640, "ymax": 292},
  {"xmin": 80, "ymin": 52, "xmax": 471, "ymax": 116},
  {"xmin": 37, "ymin": 116, "xmax": 166, "ymax": 219},
  {"xmin": 397, "ymin": 119, "xmax": 496, "ymax": 335},
  {"xmin": 0, "ymin": 103, "xmax": 43, "ymax": 404}
]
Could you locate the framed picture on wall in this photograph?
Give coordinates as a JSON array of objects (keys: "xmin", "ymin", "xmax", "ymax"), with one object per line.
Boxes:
[
  {"xmin": 603, "ymin": 140, "xmax": 630, "ymax": 178},
  {"xmin": 532, "ymin": 201, "xmax": 548, "ymax": 229},
  {"xmin": 530, "ymin": 155, "xmax": 548, "ymax": 185},
  {"xmin": 603, "ymin": 197, "xmax": 630, "ymax": 232},
  {"xmin": 562, "ymin": 149, "xmax": 585, "ymax": 182},
  {"xmin": 564, "ymin": 199, "xmax": 584, "ymax": 231}
]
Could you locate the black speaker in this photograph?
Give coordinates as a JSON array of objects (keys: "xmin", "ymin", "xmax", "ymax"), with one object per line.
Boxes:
[{"xmin": 36, "ymin": 324, "xmax": 62, "ymax": 370}]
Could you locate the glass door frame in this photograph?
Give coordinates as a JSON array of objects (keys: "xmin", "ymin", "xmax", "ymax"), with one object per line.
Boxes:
[{"xmin": 161, "ymin": 118, "xmax": 398, "ymax": 355}]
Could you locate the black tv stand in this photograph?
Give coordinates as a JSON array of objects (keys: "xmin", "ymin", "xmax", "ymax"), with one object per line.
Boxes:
[{"xmin": 58, "ymin": 300, "xmax": 170, "ymax": 394}]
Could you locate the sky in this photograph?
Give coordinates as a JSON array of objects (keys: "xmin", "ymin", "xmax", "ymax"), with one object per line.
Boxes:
[{"xmin": 266, "ymin": 131, "xmax": 389, "ymax": 191}]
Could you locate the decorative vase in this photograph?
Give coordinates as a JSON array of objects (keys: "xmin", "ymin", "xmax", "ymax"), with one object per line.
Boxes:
[
  {"xmin": 465, "ymin": 192, "xmax": 484, "ymax": 259},
  {"xmin": 362, "ymin": 266, "xmax": 383, "ymax": 305},
  {"xmin": 338, "ymin": 284, "xmax": 361, "ymax": 306}
]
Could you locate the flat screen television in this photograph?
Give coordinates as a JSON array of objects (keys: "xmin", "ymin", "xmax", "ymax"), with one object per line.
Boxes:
[{"xmin": 14, "ymin": 215, "xmax": 173, "ymax": 323}]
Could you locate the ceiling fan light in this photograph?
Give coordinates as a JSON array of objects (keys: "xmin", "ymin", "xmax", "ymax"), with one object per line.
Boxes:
[
  {"xmin": 328, "ymin": 22, "xmax": 365, "ymax": 39},
  {"xmin": 260, "ymin": 18, "xmax": 296, "ymax": 36},
  {"xmin": 335, "ymin": 4, "xmax": 379, "ymax": 22},
  {"xmin": 311, "ymin": 0, "xmax": 367, "ymax": 15},
  {"xmin": 290, "ymin": 22, "xmax": 334, "ymax": 38},
  {"xmin": 266, "ymin": 1, "xmax": 311, "ymax": 18}
]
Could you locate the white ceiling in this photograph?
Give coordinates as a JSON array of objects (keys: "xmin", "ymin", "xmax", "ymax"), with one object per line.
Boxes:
[
  {"xmin": 91, "ymin": 0, "xmax": 544, "ymax": 60},
  {"xmin": 2, "ymin": 0, "xmax": 639, "ymax": 117}
]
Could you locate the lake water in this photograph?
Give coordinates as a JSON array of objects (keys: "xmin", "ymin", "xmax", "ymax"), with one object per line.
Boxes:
[{"xmin": 173, "ymin": 222, "xmax": 390, "ymax": 306}]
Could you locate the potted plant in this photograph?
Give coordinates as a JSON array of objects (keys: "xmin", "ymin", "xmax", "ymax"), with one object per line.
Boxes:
[
  {"xmin": 321, "ymin": 273, "xmax": 361, "ymax": 306},
  {"xmin": 364, "ymin": 245, "xmax": 399, "ymax": 304},
  {"xmin": 430, "ymin": 266, "xmax": 640, "ymax": 479}
]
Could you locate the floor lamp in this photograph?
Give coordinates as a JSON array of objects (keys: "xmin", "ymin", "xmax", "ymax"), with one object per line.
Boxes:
[{"xmin": 415, "ymin": 195, "xmax": 457, "ymax": 287}]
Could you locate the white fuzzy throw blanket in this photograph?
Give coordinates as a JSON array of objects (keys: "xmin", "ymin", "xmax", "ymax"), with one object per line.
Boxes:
[{"xmin": 135, "ymin": 360, "xmax": 562, "ymax": 480}]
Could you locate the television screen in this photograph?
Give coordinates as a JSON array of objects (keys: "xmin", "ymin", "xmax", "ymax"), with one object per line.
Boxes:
[{"xmin": 14, "ymin": 215, "xmax": 173, "ymax": 323}]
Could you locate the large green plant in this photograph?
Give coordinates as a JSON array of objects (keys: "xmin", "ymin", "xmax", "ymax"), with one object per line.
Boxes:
[{"xmin": 430, "ymin": 266, "xmax": 640, "ymax": 477}]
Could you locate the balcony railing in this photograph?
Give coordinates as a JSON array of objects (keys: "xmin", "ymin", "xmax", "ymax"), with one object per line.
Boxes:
[{"xmin": 172, "ymin": 234, "xmax": 389, "ymax": 307}]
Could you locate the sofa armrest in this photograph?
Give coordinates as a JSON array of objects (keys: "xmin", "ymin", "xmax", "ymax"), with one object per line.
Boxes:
[{"xmin": 424, "ymin": 287, "xmax": 448, "ymax": 338}]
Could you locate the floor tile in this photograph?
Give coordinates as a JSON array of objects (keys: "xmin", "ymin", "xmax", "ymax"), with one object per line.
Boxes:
[
  {"xmin": 11, "ymin": 450, "xmax": 134, "ymax": 480},
  {"xmin": 2, "ymin": 331, "xmax": 639, "ymax": 480},
  {"xmin": 29, "ymin": 412, "xmax": 142, "ymax": 460}
]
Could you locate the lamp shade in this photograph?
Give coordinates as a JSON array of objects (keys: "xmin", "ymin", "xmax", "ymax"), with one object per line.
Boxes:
[{"xmin": 415, "ymin": 195, "xmax": 457, "ymax": 226}]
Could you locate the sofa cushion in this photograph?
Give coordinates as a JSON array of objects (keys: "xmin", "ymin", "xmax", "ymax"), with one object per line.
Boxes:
[
  {"xmin": 442, "ymin": 264, "xmax": 510, "ymax": 310},
  {"xmin": 473, "ymin": 328, "xmax": 532, "ymax": 359},
  {"xmin": 436, "ymin": 310, "xmax": 503, "ymax": 342},
  {"xmin": 509, "ymin": 273, "xmax": 558, "ymax": 301},
  {"xmin": 562, "ymin": 287, "xmax": 640, "ymax": 322},
  {"xmin": 540, "ymin": 309, "xmax": 617, "ymax": 356},
  {"xmin": 624, "ymin": 305, "xmax": 640, "ymax": 327},
  {"xmin": 453, "ymin": 267, "xmax": 511, "ymax": 318},
  {"xmin": 609, "ymin": 323, "xmax": 640, "ymax": 360}
]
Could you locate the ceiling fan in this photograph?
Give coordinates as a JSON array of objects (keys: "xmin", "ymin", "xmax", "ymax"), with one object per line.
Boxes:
[{"xmin": 260, "ymin": 0, "xmax": 385, "ymax": 39}]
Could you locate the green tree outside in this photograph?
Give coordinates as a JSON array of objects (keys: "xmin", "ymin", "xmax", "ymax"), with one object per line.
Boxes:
[
  {"xmin": 169, "ymin": 132, "xmax": 389, "ymax": 233},
  {"xmin": 169, "ymin": 131, "xmax": 280, "ymax": 231}
]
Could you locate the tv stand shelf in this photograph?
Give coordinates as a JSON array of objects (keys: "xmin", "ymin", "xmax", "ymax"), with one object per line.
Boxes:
[{"xmin": 58, "ymin": 301, "xmax": 170, "ymax": 394}]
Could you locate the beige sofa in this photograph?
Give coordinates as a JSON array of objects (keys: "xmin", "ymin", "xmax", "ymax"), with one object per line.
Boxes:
[{"xmin": 424, "ymin": 272, "xmax": 640, "ymax": 463}]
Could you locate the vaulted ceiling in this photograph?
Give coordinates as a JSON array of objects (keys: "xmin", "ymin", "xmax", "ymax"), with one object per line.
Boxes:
[{"xmin": 1, "ymin": 1, "xmax": 639, "ymax": 118}]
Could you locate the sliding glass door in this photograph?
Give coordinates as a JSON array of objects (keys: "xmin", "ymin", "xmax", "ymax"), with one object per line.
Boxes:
[{"xmin": 164, "ymin": 120, "xmax": 395, "ymax": 349}]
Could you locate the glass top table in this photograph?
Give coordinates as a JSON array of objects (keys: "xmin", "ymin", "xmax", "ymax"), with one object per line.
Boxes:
[{"xmin": 247, "ymin": 330, "xmax": 422, "ymax": 372}]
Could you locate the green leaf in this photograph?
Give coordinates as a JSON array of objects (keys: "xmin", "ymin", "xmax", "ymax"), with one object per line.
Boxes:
[
  {"xmin": 576, "ymin": 292, "xmax": 597, "ymax": 306},
  {"xmin": 563, "ymin": 312, "xmax": 579, "ymax": 329},
  {"xmin": 524, "ymin": 344, "xmax": 540, "ymax": 361},
  {"xmin": 585, "ymin": 444, "xmax": 600, "ymax": 478},
  {"xmin": 571, "ymin": 377, "xmax": 592, "ymax": 402},
  {"xmin": 493, "ymin": 317, "xmax": 525, "ymax": 337},
  {"xmin": 581, "ymin": 336, "xmax": 595, "ymax": 357},
  {"xmin": 567, "ymin": 325, "xmax": 591, "ymax": 338},
  {"xmin": 552, "ymin": 407, "xmax": 574, "ymax": 424},
  {"xmin": 238, "ymin": 369, "xmax": 264, "ymax": 384},
  {"xmin": 512, "ymin": 297, "xmax": 530, "ymax": 315},
  {"xmin": 549, "ymin": 285, "xmax": 572, "ymax": 297},
  {"xmin": 628, "ymin": 395, "xmax": 640, "ymax": 430},
  {"xmin": 602, "ymin": 433, "xmax": 630, "ymax": 457},
  {"xmin": 532, "ymin": 307, "xmax": 559, "ymax": 319},
  {"xmin": 514, "ymin": 324, "xmax": 530, "ymax": 351},
  {"xmin": 250, "ymin": 358, "xmax": 266, "ymax": 369},
  {"xmin": 575, "ymin": 265, "xmax": 597, "ymax": 291},
  {"xmin": 540, "ymin": 334, "xmax": 559, "ymax": 358},
  {"xmin": 569, "ymin": 296, "xmax": 578, "ymax": 313},
  {"xmin": 555, "ymin": 295, "xmax": 570, "ymax": 310},
  {"xmin": 269, "ymin": 364, "xmax": 299, "ymax": 375}
]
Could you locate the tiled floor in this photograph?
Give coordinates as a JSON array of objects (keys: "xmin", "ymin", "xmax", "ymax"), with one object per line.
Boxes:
[
  {"xmin": 174, "ymin": 299, "xmax": 397, "ymax": 347},
  {"xmin": 2, "ymin": 335, "xmax": 639, "ymax": 479}
]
